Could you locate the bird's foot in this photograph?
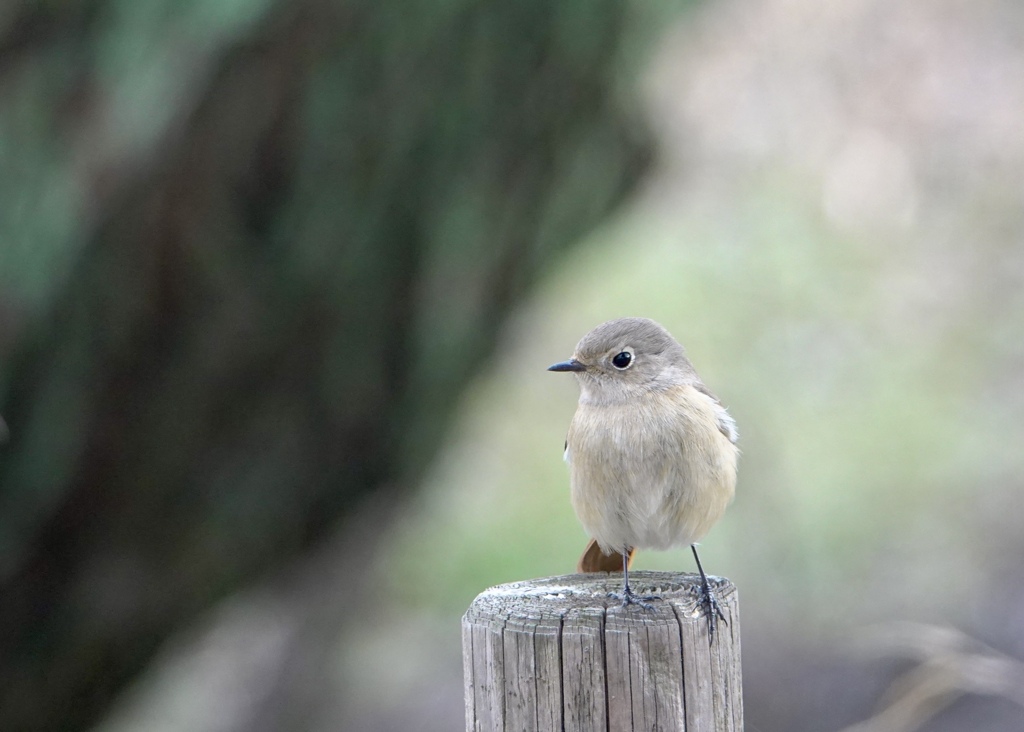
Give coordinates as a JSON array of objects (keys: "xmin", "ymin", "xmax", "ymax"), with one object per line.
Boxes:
[
  {"xmin": 698, "ymin": 580, "xmax": 728, "ymax": 645},
  {"xmin": 609, "ymin": 585, "xmax": 660, "ymax": 610}
]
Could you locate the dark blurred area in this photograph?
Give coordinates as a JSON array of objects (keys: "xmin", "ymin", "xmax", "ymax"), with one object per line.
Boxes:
[{"xmin": 0, "ymin": 1, "xmax": 649, "ymax": 730}]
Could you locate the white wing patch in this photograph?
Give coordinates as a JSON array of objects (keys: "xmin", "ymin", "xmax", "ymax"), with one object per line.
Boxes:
[
  {"xmin": 692, "ymin": 383, "xmax": 739, "ymax": 444},
  {"xmin": 716, "ymin": 407, "xmax": 739, "ymax": 444}
]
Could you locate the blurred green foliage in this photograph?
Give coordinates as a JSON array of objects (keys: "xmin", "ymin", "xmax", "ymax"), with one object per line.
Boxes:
[
  {"xmin": 0, "ymin": 0, "xmax": 672, "ymax": 729},
  {"xmin": 0, "ymin": 0, "xmax": 272, "ymax": 312}
]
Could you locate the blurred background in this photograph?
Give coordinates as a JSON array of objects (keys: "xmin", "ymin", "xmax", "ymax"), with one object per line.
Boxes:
[{"xmin": 2, "ymin": 0, "xmax": 1024, "ymax": 730}]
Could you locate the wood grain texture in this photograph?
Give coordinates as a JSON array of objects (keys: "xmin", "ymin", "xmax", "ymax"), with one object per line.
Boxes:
[{"xmin": 462, "ymin": 571, "xmax": 742, "ymax": 731}]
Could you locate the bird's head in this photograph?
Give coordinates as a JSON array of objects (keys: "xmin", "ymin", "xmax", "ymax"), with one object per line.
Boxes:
[{"xmin": 548, "ymin": 317, "xmax": 695, "ymax": 404}]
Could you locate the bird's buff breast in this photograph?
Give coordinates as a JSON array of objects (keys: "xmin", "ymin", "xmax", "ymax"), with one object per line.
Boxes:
[{"xmin": 566, "ymin": 384, "xmax": 737, "ymax": 553}]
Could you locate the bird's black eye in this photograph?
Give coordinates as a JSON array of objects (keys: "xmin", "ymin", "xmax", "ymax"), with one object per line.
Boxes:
[{"xmin": 612, "ymin": 351, "xmax": 633, "ymax": 369}]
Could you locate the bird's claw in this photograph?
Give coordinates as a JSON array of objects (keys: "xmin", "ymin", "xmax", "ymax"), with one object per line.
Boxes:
[
  {"xmin": 609, "ymin": 586, "xmax": 660, "ymax": 610},
  {"xmin": 698, "ymin": 582, "xmax": 727, "ymax": 645}
]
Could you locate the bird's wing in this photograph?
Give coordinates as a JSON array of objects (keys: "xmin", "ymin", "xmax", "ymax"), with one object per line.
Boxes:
[{"xmin": 692, "ymin": 382, "xmax": 739, "ymax": 444}]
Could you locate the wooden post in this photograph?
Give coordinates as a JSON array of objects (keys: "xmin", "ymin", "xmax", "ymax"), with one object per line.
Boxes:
[{"xmin": 462, "ymin": 570, "xmax": 741, "ymax": 731}]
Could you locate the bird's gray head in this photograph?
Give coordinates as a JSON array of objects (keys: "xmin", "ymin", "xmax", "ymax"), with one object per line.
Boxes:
[{"xmin": 548, "ymin": 317, "xmax": 696, "ymax": 403}]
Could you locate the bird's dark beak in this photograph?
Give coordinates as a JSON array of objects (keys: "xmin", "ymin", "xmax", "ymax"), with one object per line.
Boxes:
[{"xmin": 548, "ymin": 358, "xmax": 586, "ymax": 373}]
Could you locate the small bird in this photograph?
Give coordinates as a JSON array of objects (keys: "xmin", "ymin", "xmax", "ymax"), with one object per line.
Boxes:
[{"xmin": 549, "ymin": 317, "xmax": 739, "ymax": 641}]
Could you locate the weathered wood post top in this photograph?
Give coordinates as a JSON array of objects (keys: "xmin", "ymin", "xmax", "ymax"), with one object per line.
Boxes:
[{"xmin": 462, "ymin": 570, "xmax": 742, "ymax": 731}]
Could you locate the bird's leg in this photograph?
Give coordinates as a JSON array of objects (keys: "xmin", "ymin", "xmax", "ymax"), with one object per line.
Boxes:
[
  {"xmin": 622, "ymin": 549, "xmax": 638, "ymax": 602},
  {"xmin": 609, "ymin": 547, "xmax": 659, "ymax": 609},
  {"xmin": 692, "ymin": 544, "xmax": 727, "ymax": 644}
]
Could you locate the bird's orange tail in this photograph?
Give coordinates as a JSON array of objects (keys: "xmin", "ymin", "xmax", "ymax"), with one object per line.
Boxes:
[{"xmin": 577, "ymin": 539, "xmax": 635, "ymax": 573}]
